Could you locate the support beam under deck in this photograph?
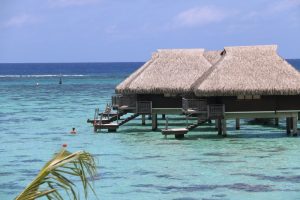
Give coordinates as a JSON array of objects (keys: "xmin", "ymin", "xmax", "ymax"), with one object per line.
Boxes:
[
  {"xmin": 217, "ymin": 118, "xmax": 222, "ymax": 135},
  {"xmin": 152, "ymin": 114, "xmax": 158, "ymax": 131},
  {"xmin": 292, "ymin": 117, "xmax": 298, "ymax": 136},
  {"xmin": 142, "ymin": 114, "xmax": 145, "ymax": 125},
  {"xmin": 236, "ymin": 118, "xmax": 240, "ymax": 130},
  {"xmin": 275, "ymin": 118, "xmax": 279, "ymax": 126},
  {"xmin": 222, "ymin": 119, "xmax": 227, "ymax": 137}
]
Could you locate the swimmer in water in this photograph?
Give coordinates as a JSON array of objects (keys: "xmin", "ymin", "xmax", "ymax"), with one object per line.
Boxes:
[{"xmin": 70, "ymin": 128, "xmax": 76, "ymax": 134}]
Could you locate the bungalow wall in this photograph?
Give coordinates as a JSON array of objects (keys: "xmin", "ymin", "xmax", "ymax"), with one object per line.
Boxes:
[
  {"xmin": 216, "ymin": 95, "xmax": 300, "ymax": 112},
  {"xmin": 137, "ymin": 94, "xmax": 182, "ymax": 108},
  {"xmin": 130, "ymin": 94, "xmax": 300, "ymax": 112}
]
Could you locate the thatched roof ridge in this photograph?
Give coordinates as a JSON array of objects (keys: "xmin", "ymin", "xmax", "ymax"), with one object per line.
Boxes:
[
  {"xmin": 224, "ymin": 45, "xmax": 277, "ymax": 54},
  {"xmin": 203, "ymin": 50, "xmax": 222, "ymax": 64},
  {"xmin": 117, "ymin": 49, "xmax": 212, "ymax": 94},
  {"xmin": 194, "ymin": 45, "xmax": 300, "ymax": 96}
]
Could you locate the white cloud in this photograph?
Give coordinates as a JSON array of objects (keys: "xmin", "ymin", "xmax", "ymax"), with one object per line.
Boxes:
[
  {"xmin": 270, "ymin": 0, "xmax": 300, "ymax": 13},
  {"xmin": 3, "ymin": 14, "xmax": 41, "ymax": 28},
  {"xmin": 48, "ymin": 0, "xmax": 99, "ymax": 7},
  {"xmin": 175, "ymin": 6, "xmax": 228, "ymax": 27},
  {"xmin": 243, "ymin": 0, "xmax": 300, "ymax": 19}
]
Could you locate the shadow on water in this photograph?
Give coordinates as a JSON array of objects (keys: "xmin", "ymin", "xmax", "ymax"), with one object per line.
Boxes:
[
  {"xmin": 92, "ymin": 118, "xmax": 294, "ymax": 140},
  {"xmin": 165, "ymin": 127, "xmax": 291, "ymax": 140},
  {"xmin": 184, "ymin": 134, "xmax": 288, "ymax": 141},
  {"xmin": 245, "ymin": 119, "xmax": 286, "ymax": 130},
  {"xmin": 119, "ymin": 128, "xmax": 154, "ymax": 133}
]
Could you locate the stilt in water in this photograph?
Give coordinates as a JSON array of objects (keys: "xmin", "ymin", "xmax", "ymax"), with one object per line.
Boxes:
[
  {"xmin": 152, "ymin": 114, "xmax": 157, "ymax": 131},
  {"xmin": 162, "ymin": 114, "xmax": 166, "ymax": 120},
  {"xmin": 148, "ymin": 115, "xmax": 152, "ymax": 120},
  {"xmin": 217, "ymin": 118, "xmax": 222, "ymax": 135},
  {"xmin": 236, "ymin": 118, "xmax": 240, "ymax": 130},
  {"xmin": 275, "ymin": 118, "xmax": 279, "ymax": 126},
  {"xmin": 197, "ymin": 116, "xmax": 202, "ymax": 124},
  {"xmin": 286, "ymin": 117, "xmax": 291, "ymax": 135},
  {"xmin": 215, "ymin": 120, "xmax": 218, "ymax": 130},
  {"xmin": 292, "ymin": 117, "xmax": 298, "ymax": 136},
  {"xmin": 222, "ymin": 119, "xmax": 227, "ymax": 137},
  {"xmin": 142, "ymin": 114, "xmax": 145, "ymax": 125},
  {"xmin": 164, "ymin": 117, "xmax": 169, "ymax": 139}
]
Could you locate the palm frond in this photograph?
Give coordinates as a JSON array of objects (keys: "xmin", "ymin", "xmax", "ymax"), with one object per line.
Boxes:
[{"xmin": 15, "ymin": 148, "xmax": 98, "ymax": 200}]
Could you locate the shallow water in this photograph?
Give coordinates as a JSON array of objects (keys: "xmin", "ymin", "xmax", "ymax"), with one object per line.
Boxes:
[{"xmin": 1, "ymin": 64, "xmax": 300, "ymax": 199}]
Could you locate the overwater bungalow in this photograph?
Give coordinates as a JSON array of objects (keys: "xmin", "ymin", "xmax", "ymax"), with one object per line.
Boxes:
[
  {"xmin": 194, "ymin": 45, "xmax": 300, "ymax": 136},
  {"xmin": 90, "ymin": 45, "xmax": 300, "ymax": 138},
  {"xmin": 111, "ymin": 49, "xmax": 215, "ymax": 132}
]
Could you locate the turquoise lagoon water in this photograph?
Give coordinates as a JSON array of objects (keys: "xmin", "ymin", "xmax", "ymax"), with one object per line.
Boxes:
[{"xmin": 1, "ymin": 63, "xmax": 300, "ymax": 200}]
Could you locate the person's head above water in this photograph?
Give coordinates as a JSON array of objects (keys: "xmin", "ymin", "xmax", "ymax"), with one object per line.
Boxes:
[{"xmin": 70, "ymin": 128, "xmax": 76, "ymax": 134}]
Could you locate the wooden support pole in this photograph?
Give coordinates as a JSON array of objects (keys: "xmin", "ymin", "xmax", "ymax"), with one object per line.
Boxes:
[
  {"xmin": 208, "ymin": 119, "xmax": 212, "ymax": 124},
  {"xmin": 142, "ymin": 114, "xmax": 145, "ymax": 125},
  {"xmin": 162, "ymin": 114, "xmax": 166, "ymax": 120},
  {"xmin": 275, "ymin": 118, "xmax": 279, "ymax": 126},
  {"xmin": 236, "ymin": 118, "xmax": 240, "ymax": 130},
  {"xmin": 165, "ymin": 117, "xmax": 169, "ymax": 130},
  {"xmin": 217, "ymin": 118, "xmax": 222, "ymax": 135},
  {"xmin": 293, "ymin": 117, "xmax": 298, "ymax": 136},
  {"xmin": 222, "ymin": 119, "xmax": 227, "ymax": 137},
  {"xmin": 152, "ymin": 114, "xmax": 157, "ymax": 131},
  {"xmin": 215, "ymin": 120, "xmax": 218, "ymax": 130},
  {"xmin": 148, "ymin": 115, "xmax": 152, "ymax": 120},
  {"xmin": 289, "ymin": 117, "xmax": 293, "ymax": 135},
  {"xmin": 286, "ymin": 117, "xmax": 291, "ymax": 135},
  {"xmin": 197, "ymin": 116, "xmax": 202, "ymax": 124}
]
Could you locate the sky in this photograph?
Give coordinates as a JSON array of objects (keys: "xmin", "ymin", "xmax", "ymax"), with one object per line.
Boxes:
[{"xmin": 0, "ymin": 0, "xmax": 300, "ymax": 62}]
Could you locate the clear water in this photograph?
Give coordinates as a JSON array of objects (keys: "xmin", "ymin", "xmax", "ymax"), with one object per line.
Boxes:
[{"xmin": 1, "ymin": 61, "xmax": 300, "ymax": 200}]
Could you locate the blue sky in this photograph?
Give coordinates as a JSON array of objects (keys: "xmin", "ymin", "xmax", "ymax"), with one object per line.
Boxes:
[{"xmin": 0, "ymin": 0, "xmax": 300, "ymax": 62}]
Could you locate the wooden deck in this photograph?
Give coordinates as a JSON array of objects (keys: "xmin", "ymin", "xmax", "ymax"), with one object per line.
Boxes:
[
  {"xmin": 161, "ymin": 128, "xmax": 188, "ymax": 139},
  {"xmin": 93, "ymin": 114, "xmax": 139, "ymax": 133},
  {"xmin": 94, "ymin": 122, "xmax": 119, "ymax": 132}
]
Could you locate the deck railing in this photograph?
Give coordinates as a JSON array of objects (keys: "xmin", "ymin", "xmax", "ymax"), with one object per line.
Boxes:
[
  {"xmin": 182, "ymin": 98, "xmax": 208, "ymax": 113},
  {"xmin": 111, "ymin": 95, "xmax": 120, "ymax": 108},
  {"xmin": 208, "ymin": 104, "xmax": 225, "ymax": 119},
  {"xmin": 111, "ymin": 95, "xmax": 136, "ymax": 108},
  {"xmin": 136, "ymin": 101, "xmax": 152, "ymax": 114}
]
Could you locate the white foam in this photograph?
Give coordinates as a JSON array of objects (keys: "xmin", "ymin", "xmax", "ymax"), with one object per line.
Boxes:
[{"xmin": 0, "ymin": 74, "xmax": 87, "ymax": 78}]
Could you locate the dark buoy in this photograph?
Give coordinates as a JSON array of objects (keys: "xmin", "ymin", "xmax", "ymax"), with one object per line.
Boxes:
[
  {"xmin": 62, "ymin": 144, "xmax": 67, "ymax": 148},
  {"xmin": 59, "ymin": 76, "xmax": 62, "ymax": 85}
]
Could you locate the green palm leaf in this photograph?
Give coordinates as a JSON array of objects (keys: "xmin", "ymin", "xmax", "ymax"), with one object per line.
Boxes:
[{"xmin": 15, "ymin": 148, "xmax": 98, "ymax": 200}]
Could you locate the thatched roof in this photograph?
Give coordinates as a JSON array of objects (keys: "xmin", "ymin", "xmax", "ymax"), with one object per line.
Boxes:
[
  {"xmin": 194, "ymin": 45, "xmax": 300, "ymax": 96},
  {"xmin": 116, "ymin": 49, "xmax": 212, "ymax": 95},
  {"xmin": 115, "ymin": 53, "xmax": 157, "ymax": 93},
  {"xmin": 203, "ymin": 50, "xmax": 222, "ymax": 64}
]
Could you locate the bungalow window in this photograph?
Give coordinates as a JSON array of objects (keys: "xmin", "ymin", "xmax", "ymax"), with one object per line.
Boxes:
[{"xmin": 237, "ymin": 95, "xmax": 261, "ymax": 100}]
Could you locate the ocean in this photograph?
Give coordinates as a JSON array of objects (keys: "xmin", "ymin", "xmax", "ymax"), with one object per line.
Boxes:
[{"xmin": 1, "ymin": 60, "xmax": 300, "ymax": 200}]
